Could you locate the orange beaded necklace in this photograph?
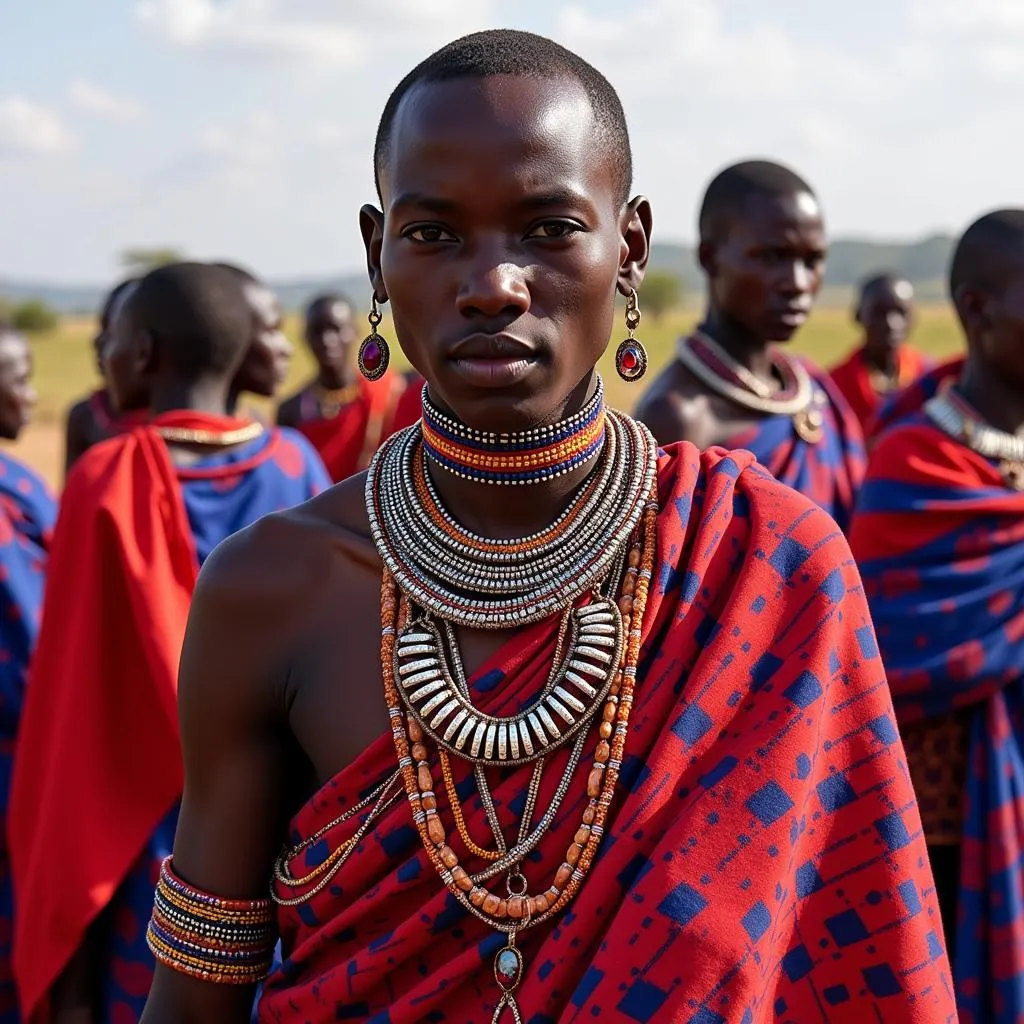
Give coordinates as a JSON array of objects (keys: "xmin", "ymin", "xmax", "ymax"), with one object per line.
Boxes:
[{"xmin": 379, "ymin": 486, "xmax": 659, "ymax": 1023}]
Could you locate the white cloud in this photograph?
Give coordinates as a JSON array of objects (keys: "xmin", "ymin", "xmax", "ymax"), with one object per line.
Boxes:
[
  {"xmin": 0, "ymin": 96, "xmax": 75, "ymax": 156},
  {"xmin": 68, "ymin": 78, "xmax": 147, "ymax": 121},
  {"xmin": 135, "ymin": 0, "xmax": 493, "ymax": 68}
]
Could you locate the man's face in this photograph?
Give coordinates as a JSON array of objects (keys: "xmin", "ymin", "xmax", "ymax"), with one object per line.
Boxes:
[
  {"xmin": 0, "ymin": 333, "xmax": 36, "ymax": 441},
  {"xmin": 858, "ymin": 279, "xmax": 914, "ymax": 362},
  {"xmin": 305, "ymin": 301, "xmax": 357, "ymax": 376},
  {"xmin": 233, "ymin": 283, "xmax": 293, "ymax": 398},
  {"xmin": 364, "ymin": 74, "xmax": 649, "ymax": 433},
  {"xmin": 705, "ymin": 191, "xmax": 827, "ymax": 343}
]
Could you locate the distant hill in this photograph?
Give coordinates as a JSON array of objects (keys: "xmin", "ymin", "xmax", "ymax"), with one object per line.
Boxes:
[{"xmin": 0, "ymin": 235, "xmax": 955, "ymax": 315}]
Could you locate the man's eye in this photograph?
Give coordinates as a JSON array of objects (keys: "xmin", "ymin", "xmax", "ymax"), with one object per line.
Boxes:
[
  {"xmin": 405, "ymin": 226, "xmax": 455, "ymax": 243},
  {"xmin": 526, "ymin": 221, "xmax": 582, "ymax": 240}
]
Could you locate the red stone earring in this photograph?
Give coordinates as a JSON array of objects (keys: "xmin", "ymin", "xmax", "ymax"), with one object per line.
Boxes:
[
  {"xmin": 358, "ymin": 295, "xmax": 390, "ymax": 381},
  {"xmin": 615, "ymin": 289, "xmax": 647, "ymax": 382}
]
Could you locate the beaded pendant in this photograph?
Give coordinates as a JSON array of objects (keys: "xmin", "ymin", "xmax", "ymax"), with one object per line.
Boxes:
[{"xmin": 394, "ymin": 600, "xmax": 624, "ymax": 765}]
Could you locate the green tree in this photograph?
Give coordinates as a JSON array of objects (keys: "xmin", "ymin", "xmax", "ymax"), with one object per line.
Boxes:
[
  {"xmin": 119, "ymin": 246, "xmax": 186, "ymax": 275},
  {"xmin": 640, "ymin": 270, "xmax": 684, "ymax": 320},
  {"xmin": 0, "ymin": 297, "xmax": 12, "ymax": 324},
  {"xmin": 11, "ymin": 299, "xmax": 59, "ymax": 333}
]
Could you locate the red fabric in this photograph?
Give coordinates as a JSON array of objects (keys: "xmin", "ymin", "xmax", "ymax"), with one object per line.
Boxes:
[
  {"xmin": 8, "ymin": 411, "xmax": 261, "ymax": 1021},
  {"xmin": 294, "ymin": 377, "xmax": 401, "ymax": 483},
  {"xmin": 828, "ymin": 345, "xmax": 932, "ymax": 433},
  {"xmin": 259, "ymin": 443, "xmax": 955, "ymax": 1023},
  {"xmin": 388, "ymin": 373, "xmax": 425, "ymax": 434}
]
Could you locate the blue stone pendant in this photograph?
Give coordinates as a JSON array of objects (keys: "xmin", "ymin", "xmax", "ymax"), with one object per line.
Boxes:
[{"xmin": 491, "ymin": 940, "xmax": 524, "ymax": 1023}]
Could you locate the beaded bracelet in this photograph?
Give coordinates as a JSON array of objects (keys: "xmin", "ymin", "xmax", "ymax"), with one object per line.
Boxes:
[{"xmin": 146, "ymin": 856, "xmax": 276, "ymax": 985}]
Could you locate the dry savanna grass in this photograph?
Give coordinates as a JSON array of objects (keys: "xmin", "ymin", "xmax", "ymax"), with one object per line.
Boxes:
[{"xmin": 12, "ymin": 303, "xmax": 965, "ymax": 489}]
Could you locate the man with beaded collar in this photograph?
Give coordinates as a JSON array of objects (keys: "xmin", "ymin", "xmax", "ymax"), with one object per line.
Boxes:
[
  {"xmin": 850, "ymin": 209, "xmax": 1024, "ymax": 1022},
  {"xmin": 141, "ymin": 31, "xmax": 954, "ymax": 1024},
  {"xmin": 635, "ymin": 160, "xmax": 866, "ymax": 532}
]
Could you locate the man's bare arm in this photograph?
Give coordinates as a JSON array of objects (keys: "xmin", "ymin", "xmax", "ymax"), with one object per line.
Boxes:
[{"xmin": 141, "ymin": 521, "xmax": 295, "ymax": 1023}]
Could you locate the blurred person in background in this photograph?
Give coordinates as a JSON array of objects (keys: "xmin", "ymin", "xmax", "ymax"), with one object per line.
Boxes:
[
  {"xmin": 277, "ymin": 293, "xmax": 404, "ymax": 482},
  {"xmin": 851, "ymin": 208, "xmax": 1024, "ymax": 1023},
  {"xmin": 829, "ymin": 273, "xmax": 932, "ymax": 433},
  {"xmin": 215, "ymin": 263, "xmax": 294, "ymax": 421},
  {"xmin": 9, "ymin": 263, "xmax": 329, "ymax": 1024},
  {"xmin": 0, "ymin": 325, "xmax": 55, "ymax": 1023},
  {"xmin": 635, "ymin": 159, "xmax": 865, "ymax": 531},
  {"xmin": 63, "ymin": 279, "xmax": 146, "ymax": 478}
]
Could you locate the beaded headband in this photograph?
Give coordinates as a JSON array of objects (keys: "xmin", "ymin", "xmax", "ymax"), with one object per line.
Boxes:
[{"xmin": 420, "ymin": 379, "xmax": 606, "ymax": 485}]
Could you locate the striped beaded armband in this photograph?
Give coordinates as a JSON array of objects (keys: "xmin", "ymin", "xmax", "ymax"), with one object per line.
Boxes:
[{"xmin": 146, "ymin": 856, "xmax": 276, "ymax": 985}]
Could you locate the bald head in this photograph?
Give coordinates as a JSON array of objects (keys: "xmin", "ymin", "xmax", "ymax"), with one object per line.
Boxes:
[
  {"xmin": 122, "ymin": 262, "xmax": 252, "ymax": 379},
  {"xmin": 699, "ymin": 160, "xmax": 817, "ymax": 243},
  {"xmin": 950, "ymin": 209, "xmax": 1024, "ymax": 306}
]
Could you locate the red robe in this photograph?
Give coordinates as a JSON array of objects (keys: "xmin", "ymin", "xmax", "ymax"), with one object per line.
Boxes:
[
  {"xmin": 291, "ymin": 376, "xmax": 403, "ymax": 483},
  {"xmin": 257, "ymin": 442, "xmax": 956, "ymax": 1023},
  {"xmin": 828, "ymin": 345, "xmax": 932, "ymax": 434},
  {"xmin": 8, "ymin": 412, "xmax": 324, "ymax": 1021}
]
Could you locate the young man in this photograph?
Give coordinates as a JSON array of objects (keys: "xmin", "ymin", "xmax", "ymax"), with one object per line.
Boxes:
[
  {"xmin": 0, "ymin": 327, "xmax": 55, "ymax": 1024},
  {"xmin": 635, "ymin": 160, "xmax": 865, "ymax": 531},
  {"xmin": 9, "ymin": 263, "xmax": 330, "ymax": 1023},
  {"xmin": 63, "ymin": 278, "xmax": 146, "ymax": 476},
  {"xmin": 217, "ymin": 263, "xmax": 294, "ymax": 416},
  {"xmin": 850, "ymin": 209, "xmax": 1024, "ymax": 1023},
  {"xmin": 277, "ymin": 294, "xmax": 404, "ymax": 481},
  {"xmin": 829, "ymin": 273, "xmax": 931, "ymax": 433},
  {"xmin": 141, "ymin": 32, "xmax": 954, "ymax": 1024}
]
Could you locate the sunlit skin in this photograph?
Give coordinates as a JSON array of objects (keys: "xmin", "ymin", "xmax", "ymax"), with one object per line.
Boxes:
[
  {"xmin": 0, "ymin": 331, "xmax": 37, "ymax": 441},
  {"xmin": 857, "ymin": 278, "xmax": 914, "ymax": 374},
  {"xmin": 635, "ymin": 189, "xmax": 827, "ymax": 449},
  {"xmin": 140, "ymin": 73, "xmax": 651, "ymax": 1022}
]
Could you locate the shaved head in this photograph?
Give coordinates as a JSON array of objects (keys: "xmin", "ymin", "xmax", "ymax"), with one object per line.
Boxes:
[
  {"xmin": 949, "ymin": 209, "xmax": 1024, "ymax": 305},
  {"xmin": 699, "ymin": 159, "xmax": 817, "ymax": 243}
]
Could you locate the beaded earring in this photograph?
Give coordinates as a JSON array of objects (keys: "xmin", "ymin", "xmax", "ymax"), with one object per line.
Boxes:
[
  {"xmin": 358, "ymin": 295, "xmax": 391, "ymax": 381},
  {"xmin": 614, "ymin": 290, "xmax": 648, "ymax": 382}
]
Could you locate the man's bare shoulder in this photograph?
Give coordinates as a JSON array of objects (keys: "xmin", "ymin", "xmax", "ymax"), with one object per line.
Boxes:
[
  {"xmin": 634, "ymin": 360, "xmax": 717, "ymax": 449},
  {"xmin": 194, "ymin": 473, "xmax": 375, "ymax": 630}
]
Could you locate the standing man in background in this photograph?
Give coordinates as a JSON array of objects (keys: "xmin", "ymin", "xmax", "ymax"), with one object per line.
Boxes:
[{"xmin": 635, "ymin": 160, "xmax": 865, "ymax": 530}]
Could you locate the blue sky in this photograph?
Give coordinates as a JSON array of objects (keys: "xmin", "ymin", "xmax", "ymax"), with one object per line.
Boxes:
[{"xmin": 1, "ymin": 0, "xmax": 1022, "ymax": 283}]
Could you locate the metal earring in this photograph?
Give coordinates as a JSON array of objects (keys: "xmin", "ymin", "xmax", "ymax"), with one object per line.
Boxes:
[
  {"xmin": 358, "ymin": 295, "xmax": 391, "ymax": 381},
  {"xmin": 615, "ymin": 290, "xmax": 648, "ymax": 382}
]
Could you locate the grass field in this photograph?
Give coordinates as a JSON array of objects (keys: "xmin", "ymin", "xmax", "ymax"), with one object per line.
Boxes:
[{"xmin": 11, "ymin": 304, "xmax": 965, "ymax": 489}]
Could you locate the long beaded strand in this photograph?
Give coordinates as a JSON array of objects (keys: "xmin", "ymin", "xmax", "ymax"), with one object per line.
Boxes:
[{"xmin": 378, "ymin": 484, "xmax": 658, "ymax": 1021}]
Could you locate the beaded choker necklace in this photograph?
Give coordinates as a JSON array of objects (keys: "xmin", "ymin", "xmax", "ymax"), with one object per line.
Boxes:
[
  {"xmin": 677, "ymin": 331, "xmax": 826, "ymax": 444},
  {"xmin": 356, "ymin": 411, "xmax": 658, "ymax": 1021},
  {"xmin": 925, "ymin": 381, "xmax": 1024, "ymax": 490},
  {"xmin": 420, "ymin": 380, "xmax": 606, "ymax": 485}
]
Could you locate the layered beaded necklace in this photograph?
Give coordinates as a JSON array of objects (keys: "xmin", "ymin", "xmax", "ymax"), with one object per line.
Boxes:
[
  {"xmin": 420, "ymin": 380, "xmax": 607, "ymax": 486},
  {"xmin": 677, "ymin": 330, "xmax": 827, "ymax": 443},
  {"xmin": 925, "ymin": 380, "xmax": 1024, "ymax": 490},
  {"xmin": 358, "ymin": 386, "xmax": 658, "ymax": 1022}
]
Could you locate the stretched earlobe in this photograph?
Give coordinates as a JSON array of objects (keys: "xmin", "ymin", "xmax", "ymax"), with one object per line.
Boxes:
[{"xmin": 359, "ymin": 204, "xmax": 389, "ymax": 306}]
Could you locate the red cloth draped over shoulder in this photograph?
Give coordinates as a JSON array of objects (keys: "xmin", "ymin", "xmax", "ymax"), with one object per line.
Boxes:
[
  {"xmin": 294, "ymin": 376, "xmax": 402, "ymax": 483},
  {"xmin": 258, "ymin": 442, "xmax": 955, "ymax": 1023},
  {"xmin": 8, "ymin": 411, "xmax": 263, "ymax": 1021},
  {"xmin": 829, "ymin": 344, "xmax": 932, "ymax": 433}
]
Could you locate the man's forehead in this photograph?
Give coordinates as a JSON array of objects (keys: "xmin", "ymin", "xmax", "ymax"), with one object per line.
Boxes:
[
  {"xmin": 385, "ymin": 75, "xmax": 597, "ymax": 178},
  {"xmin": 729, "ymin": 190, "xmax": 824, "ymax": 237}
]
